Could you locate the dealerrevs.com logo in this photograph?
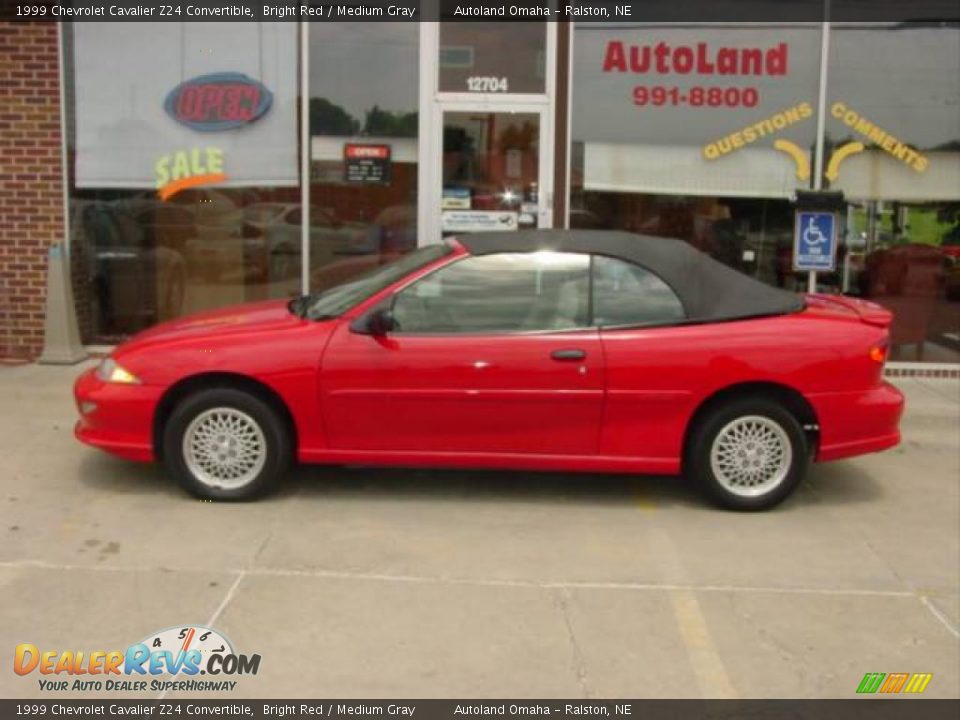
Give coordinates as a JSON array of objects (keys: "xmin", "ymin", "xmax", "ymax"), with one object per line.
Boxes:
[{"xmin": 14, "ymin": 625, "xmax": 260, "ymax": 692}]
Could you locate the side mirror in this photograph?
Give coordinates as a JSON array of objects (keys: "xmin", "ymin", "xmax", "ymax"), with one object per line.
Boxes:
[{"xmin": 351, "ymin": 307, "xmax": 396, "ymax": 336}]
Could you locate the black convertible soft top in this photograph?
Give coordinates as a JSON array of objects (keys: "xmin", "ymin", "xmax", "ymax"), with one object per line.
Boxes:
[{"xmin": 456, "ymin": 230, "xmax": 805, "ymax": 323}]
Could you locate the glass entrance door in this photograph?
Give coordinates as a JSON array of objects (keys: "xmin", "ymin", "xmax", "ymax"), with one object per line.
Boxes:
[
  {"xmin": 440, "ymin": 111, "xmax": 543, "ymax": 237},
  {"xmin": 437, "ymin": 107, "xmax": 552, "ymax": 238},
  {"xmin": 419, "ymin": 22, "xmax": 556, "ymax": 244}
]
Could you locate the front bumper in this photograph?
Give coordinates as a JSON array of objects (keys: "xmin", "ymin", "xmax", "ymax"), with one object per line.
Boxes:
[
  {"xmin": 810, "ymin": 381, "xmax": 905, "ymax": 462},
  {"xmin": 73, "ymin": 367, "xmax": 163, "ymax": 462}
]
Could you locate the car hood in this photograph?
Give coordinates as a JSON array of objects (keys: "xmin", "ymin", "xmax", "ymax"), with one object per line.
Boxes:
[{"xmin": 119, "ymin": 299, "xmax": 303, "ymax": 351}]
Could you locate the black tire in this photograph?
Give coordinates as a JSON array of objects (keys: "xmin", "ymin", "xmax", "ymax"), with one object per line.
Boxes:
[
  {"xmin": 162, "ymin": 387, "xmax": 291, "ymax": 501},
  {"xmin": 685, "ymin": 397, "xmax": 808, "ymax": 511}
]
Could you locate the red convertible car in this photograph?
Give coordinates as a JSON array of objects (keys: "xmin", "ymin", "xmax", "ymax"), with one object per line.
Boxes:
[{"xmin": 74, "ymin": 231, "xmax": 904, "ymax": 510}]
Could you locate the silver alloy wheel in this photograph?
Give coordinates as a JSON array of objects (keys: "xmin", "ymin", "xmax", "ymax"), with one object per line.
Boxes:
[
  {"xmin": 182, "ymin": 407, "xmax": 267, "ymax": 490},
  {"xmin": 709, "ymin": 414, "xmax": 793, "ymax": 498}
]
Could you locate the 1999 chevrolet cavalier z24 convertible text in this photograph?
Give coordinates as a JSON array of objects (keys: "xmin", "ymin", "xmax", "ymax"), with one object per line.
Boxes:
[{"xmin": 75, "ymin": 231, "xmax": 904, "ymax": 510}]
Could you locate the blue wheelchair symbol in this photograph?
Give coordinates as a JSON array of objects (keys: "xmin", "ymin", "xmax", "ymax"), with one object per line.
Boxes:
[
  {"xmin": 794, "ymin": 211, "xmax": 837, "ymax": 271},
  {"xmin": 802, "ymin": 216, "xmax": 829, "ymax": 247}
]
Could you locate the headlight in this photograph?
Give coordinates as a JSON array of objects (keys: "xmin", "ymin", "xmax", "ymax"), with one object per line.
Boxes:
[{"xmin": 96, "ymin": 357, "xmax": 140, "ymax": 384}]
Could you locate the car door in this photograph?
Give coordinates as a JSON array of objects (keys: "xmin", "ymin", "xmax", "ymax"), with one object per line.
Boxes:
[
  {"xmin": 320, "ymin": 251, "xmax": 605, "ymax": 455},
  {"xmin": 590, "ymin": 255, "xmax": 696, "ymax": 466}
]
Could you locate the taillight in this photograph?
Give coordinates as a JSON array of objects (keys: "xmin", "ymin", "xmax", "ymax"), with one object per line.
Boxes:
[{"xmin": 869, "ymin": 338, "xmax": 889, "ymax": 364}]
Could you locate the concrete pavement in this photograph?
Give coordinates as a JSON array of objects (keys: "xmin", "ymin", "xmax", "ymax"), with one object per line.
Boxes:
[{"xmin": 0, "ymin": 361, "xmax": 957, "ymax": 699}]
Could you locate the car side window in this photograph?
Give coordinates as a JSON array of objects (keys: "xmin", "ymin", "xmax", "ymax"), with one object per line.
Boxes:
[
  {"xmin": 392, "ymin": 252, "xmax": 590, "ymax": 334},
  {"xmin": 592, "ymin": 255, "xmax": 685, "ymax": 327}
]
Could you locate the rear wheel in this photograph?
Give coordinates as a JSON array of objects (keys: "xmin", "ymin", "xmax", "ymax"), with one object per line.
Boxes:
[
  {"xmin": 162, "ymin": 388, "xmax": 291, "ymax": 500},
  {"xmin": 686, "ymin": 398, "xmax": 808, "ymax": 511}
]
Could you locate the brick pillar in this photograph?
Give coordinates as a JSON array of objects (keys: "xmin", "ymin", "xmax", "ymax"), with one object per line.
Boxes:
[{"xmin": 0, "ymin": 22, "xmax": 65, "ymax": 361}]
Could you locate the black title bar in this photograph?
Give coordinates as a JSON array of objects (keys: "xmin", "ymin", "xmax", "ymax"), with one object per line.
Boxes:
[
  {"xmin": 1, "ymin": 701, "xmax": 959, "ymax": 720},
  {"xmin": 2, "ymin": 0, "xmax": 960, "ymax": 22}
]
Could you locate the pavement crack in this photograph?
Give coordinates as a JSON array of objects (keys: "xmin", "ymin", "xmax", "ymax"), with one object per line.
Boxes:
[
  {"xmin": 551, "ymin": 587, "xmax": 593, "ymax": 699},
  {"xmin": 0, "ymin": 559, "xmax": 919, "ymax": 598},
  {"xmin": 251, "ymin": 531, "xmax": 274, "ymax": 568},
  {"xmin": 811, "ymin": 484, "xmax": 960, "ymax": 643},
  {"xmin": 206, "ymin": 569, "xmax": 245, "ymax": 629},
  {"xmin": 919, "ymin": 595, "xmax": 960, "ymax": 639},
  {"xmin": 857, "ymin": 534, "xmax": 913, "ymax": 592}
]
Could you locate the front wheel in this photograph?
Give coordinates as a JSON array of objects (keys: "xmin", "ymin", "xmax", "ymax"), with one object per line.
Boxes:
[
  {"xmin": 162, "ymin": 388, "xmax": 291, "ymax": 500},
  {"xmin": 686, "ymin": 398, "xmax": 808, "ymax": 511}
]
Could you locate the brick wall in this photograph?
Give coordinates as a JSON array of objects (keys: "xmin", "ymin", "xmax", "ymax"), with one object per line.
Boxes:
[{"xmin": 0, "ymin": 22, "xmax": 64, "ymax": 360}]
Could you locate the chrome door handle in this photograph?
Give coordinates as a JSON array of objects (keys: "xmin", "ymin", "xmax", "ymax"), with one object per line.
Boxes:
[{"xmin": 551, "ymin": 349, "xmax": 587, "ymax": 361}]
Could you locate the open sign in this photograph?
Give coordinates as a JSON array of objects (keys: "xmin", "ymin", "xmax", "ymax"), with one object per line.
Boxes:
[
  {"xmin": 344, "ymin": 143, "xmax": 392, "ymax": 184},
  {"xmin": 164, "ymin": 72, "xmax": 272, "ymax": 132}
]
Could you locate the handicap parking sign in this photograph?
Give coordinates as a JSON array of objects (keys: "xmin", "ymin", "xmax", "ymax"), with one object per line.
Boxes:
[{"xmin": 793, "ymin": 210, "xmax": 838, "ymax": 271}]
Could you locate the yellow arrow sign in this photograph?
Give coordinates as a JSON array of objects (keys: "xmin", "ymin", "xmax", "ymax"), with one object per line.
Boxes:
[
  {"xmin": 773, "ymin": 139, "xmax": 810, "ymax": 181},
  {"xmin": 825, "ymin": 141, "xmax": 865, "ymax": 181}
]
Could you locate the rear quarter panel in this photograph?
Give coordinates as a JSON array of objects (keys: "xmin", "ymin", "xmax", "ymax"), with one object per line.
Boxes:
[{"xmin": 599, "ymin": 308, "xmax": 887, "ymax": 463}]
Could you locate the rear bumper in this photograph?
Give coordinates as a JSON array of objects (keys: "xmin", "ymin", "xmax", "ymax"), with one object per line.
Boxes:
[
  {"xmin": 73, "ymin": 368, "xmax": 161, "ymax": 462},
  {"xmin": 810, "ymin": 382, "xmax": 905, "ymax": 462}
]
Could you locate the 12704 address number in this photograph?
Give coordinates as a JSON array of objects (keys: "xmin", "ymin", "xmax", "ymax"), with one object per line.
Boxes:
[{"xmin": 466, "ymin": 76, "xmax": 510, "ymax": 93}]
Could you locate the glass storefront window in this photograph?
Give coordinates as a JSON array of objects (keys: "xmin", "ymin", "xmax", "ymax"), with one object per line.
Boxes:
[
  {"xmin": 570, "ymin": 23, "xmax": 822, "ymax": 294},
  {"xmin": 572, "ymin": 23, "xmax": 822, "ymax": 199},
  {"xmin": 825, "ymin": 23, "xmax": 960, "ymax": 362},
  {"xmin": 56, "ymin": 16, "xmax": 958, "ymax": 366},
  {"xmin": 308, "ymin": 23, "xmax": 419, "ymax": 292},
  {"xmin": 568, "ymin": 191, "xmax": 801, "ymax": 291},
  {"xmin": 65, "ymin": 22, "xmax": 301, "ymax": 343},
  {"xmin": 439, "ymin": 22, "xmax": 547, "ymax": 94},
  {"xmin": 569, "ymin": 20, "xmax": 960, "ymax": 364}
]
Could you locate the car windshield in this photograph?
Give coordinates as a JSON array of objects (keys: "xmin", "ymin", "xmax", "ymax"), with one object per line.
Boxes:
[{"xmin": 295, "ymin": 244, "xmax": 452, "ymax": 321}]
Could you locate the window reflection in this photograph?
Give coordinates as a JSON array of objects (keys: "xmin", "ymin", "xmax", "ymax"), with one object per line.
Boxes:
[
  {"xmin": 70, "ymin": 186, "xmax": 302, "ymax": 342},
  {"xmin": 570, "ymin": 21, "xmax": 960, "ymax": 363},
  {"xmin": 439, "ymin": 22, "xmax": 547, "ymax": 94},
  {"xmin": 593, "ymin": 256, "xmax": 686, "ymax": 326},
  {"xmin": 570, "ymin": 188, "xmax": 802, "ymax": 290},
  {"xmin": 308, "ymin": 23, "xmax": 420, "ymax": 294},
  {"xmin": 66, "ymin": 22, "xmax": 300, "ymax": 343},
  {"xmin": 443, "ymin": 112, "xmax": 541, "ymax": 236},
  {"xmin": 569, "ymin": 23, "xmax": 823, "ymax": 297},
  {"xmin": 825, "ymin": 24, "xmax": 960, "ymax": 362}
]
